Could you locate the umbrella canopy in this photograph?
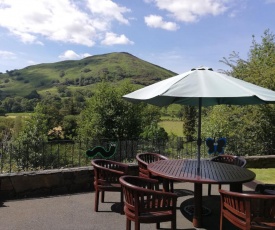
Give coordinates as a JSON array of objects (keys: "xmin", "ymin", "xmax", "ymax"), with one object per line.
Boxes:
[
  {"xmin": 123, "ymin": 67, "xmax": 275, "ymax": 106},
  {"xmin": 123, "ymin": 67, "xmax": 275, "ymax": 173}
]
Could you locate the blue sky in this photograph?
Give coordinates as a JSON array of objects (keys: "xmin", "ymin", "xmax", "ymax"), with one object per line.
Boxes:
[{"xmin": 0, "ymin": 0, "xmax": 275, "ymax": 74}]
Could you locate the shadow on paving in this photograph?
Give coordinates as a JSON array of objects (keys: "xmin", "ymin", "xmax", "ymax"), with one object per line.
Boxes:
[
  {"xmin": 93, "ymin": 189, "xmax": 238, "ymax": 230},
  {"xmin": 180, "ymin": 195, "xmax": 239, "ymax": 230}
]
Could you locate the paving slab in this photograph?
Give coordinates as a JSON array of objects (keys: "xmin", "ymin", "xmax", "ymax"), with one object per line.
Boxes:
[{"xmin": 0, "ymin": 181, "xmax": 255, "ymax": 230}]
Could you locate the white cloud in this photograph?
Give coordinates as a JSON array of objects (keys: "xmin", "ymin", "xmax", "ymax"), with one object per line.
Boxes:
[
  {"xmin": 86, "ymin": 0, "xmax": 130, "ymax": 24},
  {"xmin": 146, "ymin": 0, "xmax": 231, "ymax": 22},
  {"xmin": 12, "ymin": 30, "xmax": 43, "ymax": 44},
  {"xmin": 58, "ymin": 50, "xmax": 92, "ymax": 60},
  {"xmin": 0, "ymin": 50, "xmax": 16, "ymax": 59},
  {"xmin": 101, "ymin": 32, "xmax": 134, "ymax": 45},
  {"xmin": 0, "ymin": 0, "xmax": 132, "ymax": 46},
  {"xmin": 144, "ymin": 15, "xmax": 179, "ymax": 30},
  {"xmin": 27, "ymin": 60, "xmax": 37, "ymax": 65},
  {"xmin": 82, "ymin": 53, "xmax": 92, "ymax": 58}
]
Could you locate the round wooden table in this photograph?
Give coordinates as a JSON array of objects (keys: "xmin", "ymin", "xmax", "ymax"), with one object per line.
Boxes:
[{"xmin": 147, "ymin": 159, "xmax": 256, "ymax": 228}]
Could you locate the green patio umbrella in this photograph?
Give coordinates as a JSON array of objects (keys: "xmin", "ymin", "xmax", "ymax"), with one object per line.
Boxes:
[{"xmin": 123, "ymin": 67, "xmax": 275, "ymax": 173}]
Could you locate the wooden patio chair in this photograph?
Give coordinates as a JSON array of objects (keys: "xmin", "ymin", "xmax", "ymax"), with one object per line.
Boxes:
[
  {"xmin": 208, "ymin": 155, "xmax": 247, "ymax": 196},
  {"xmin": 119, "ymin": 175, "xmax": 178, "ymax": 230},
  {"xmin": 91, "ymin": 159, "xmax": 129, "ymax": 214},
  {"xmin": 136, "ymin": 152, "xmax": 174, "ymax": 192},
  {"xmin": 219, "ymin": 189, "xmax": 275, "ymax": 230}
]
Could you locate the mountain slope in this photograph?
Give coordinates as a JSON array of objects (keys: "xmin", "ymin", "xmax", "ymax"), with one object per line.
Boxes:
[{"xmin": 0, "ymin": 52, "xmax": 177, "ymax": 98}]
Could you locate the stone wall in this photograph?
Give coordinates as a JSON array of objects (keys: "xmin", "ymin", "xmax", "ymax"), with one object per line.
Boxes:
[
  {"xmin": 0, "ymin": 167, "xmax": 94, "ymax": 200},
  {"xmin": 245, "ymin": 155, "xmax": 275, "ymax": 168},
  {"xmin": 0, "ymin": 156, "xmax": 274, "ymax": 200},
  {"xmin": 0, "ymin": 165, "xmax": 138, "ymax": 200}
]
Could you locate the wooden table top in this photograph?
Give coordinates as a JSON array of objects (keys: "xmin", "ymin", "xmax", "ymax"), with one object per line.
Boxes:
[{"xmin": 148, "ymin": 159, "xmax": 256, "ymax": 185}]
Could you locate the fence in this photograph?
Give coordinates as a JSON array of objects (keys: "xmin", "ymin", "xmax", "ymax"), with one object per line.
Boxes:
[{"xmin": 0, "ymin": 137, "xmax": 274, "ymax": 174}]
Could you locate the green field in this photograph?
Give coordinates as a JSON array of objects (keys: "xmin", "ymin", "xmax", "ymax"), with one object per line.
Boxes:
[
  {"xmin": 159, "ymin": 120, "xmax": 183, "ymax": 136},
  {"xmin": 249, "ymin": 168, "xmax": 275, "ymax": 184},
  {"xmin": 6, "ymin": 113, "xmax": 32, "ymax": 118}
]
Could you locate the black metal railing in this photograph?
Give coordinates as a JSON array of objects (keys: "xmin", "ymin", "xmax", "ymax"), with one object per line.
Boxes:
[{"xmin": 0, "ymin": 137, "xmax": 274, "ymax": 174}]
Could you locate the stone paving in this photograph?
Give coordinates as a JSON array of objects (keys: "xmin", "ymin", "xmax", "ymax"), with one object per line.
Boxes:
[{"xmin": 0, "ymin": 181, "xmax": 256, "ymax": 230}]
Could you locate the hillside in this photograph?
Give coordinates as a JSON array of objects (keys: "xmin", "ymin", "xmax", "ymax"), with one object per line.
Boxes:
[{"xmin": 0, "ymin": 52, "xmax": 177, "ymax": 99}]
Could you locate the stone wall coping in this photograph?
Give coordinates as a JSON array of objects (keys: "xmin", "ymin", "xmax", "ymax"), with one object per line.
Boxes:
[
  {"xmin": 244, "ymin": 155, "xmax": 275, "ymax": 159},
  {"xmin": 0, "ymin": 166, "xmax": 94, "ymax": 178}
]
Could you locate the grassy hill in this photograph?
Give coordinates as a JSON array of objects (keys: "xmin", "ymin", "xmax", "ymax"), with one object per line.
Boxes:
[{"xmin": 0, "ymin": 52, "xmax": 177, "ymax": 99}]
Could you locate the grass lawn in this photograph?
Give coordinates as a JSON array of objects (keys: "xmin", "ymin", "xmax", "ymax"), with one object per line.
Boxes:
[
  {"xmin": 159, "ymin": 120, "xmax": 183, "ymax": 136},
  {"xmin": 249, "ymin": 168, "xmax": 275, "ymax": 184},
  {"xmin": 6, "ymin": 113, "xmax": 32, "ymax": 118}
]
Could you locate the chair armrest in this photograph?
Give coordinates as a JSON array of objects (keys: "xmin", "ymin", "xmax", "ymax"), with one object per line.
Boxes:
[
  {"xmin": 141, "ymin": 187, "xmax": 178, "ymax": 198},
  {"xmin": 220, "ymin": 189, "xmax": 275, "ymax": 199},
  {"xmin": 125, "ymin": 176, "xmax": 178, "ymax": 199},
  {"xmin": 92, "ymin": 159, "xmax": 129, "ymax": 174},
  {"xmin": 136, "ymin": 153, "xmax": 169, "ymax": 167},
  {"xmin": 120, "ymin": 176, "xmax": 160, "ymax": 189}
]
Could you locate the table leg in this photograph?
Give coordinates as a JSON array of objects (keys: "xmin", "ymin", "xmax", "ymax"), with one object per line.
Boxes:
[
  {"xmin": 162, "ymin": 178, "xmax": 170, "ymax": 192},
  {"xmin": 193, "ymin": 183, "xmax": 202, "ymax": 228},
  {"xmin": 230, "ymin": 183, "xmax": 242, "ymax": 192}
]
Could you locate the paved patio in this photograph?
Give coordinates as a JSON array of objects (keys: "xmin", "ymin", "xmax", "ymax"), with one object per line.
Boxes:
[{"xmin": 0, "ymin": 181, "xmax": 257, "ymax": 230}]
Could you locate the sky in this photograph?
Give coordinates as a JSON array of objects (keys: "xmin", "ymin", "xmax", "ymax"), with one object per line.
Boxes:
[{"xmin": 0, "ymin": 0, "xmax": 275, "ymax": 74}]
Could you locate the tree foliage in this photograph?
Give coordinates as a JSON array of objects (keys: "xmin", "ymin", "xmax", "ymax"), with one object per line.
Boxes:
[
  {"xmin": 78, "ymin": 81, "xmax": 162, "ymax": 140},
  {"xmin": 14, "ymin": 104, "xmax": 49, "ymax": 169},
  {"xmin": 182, "ymin": 106, "xmax": 197, "ymax": 141},
  {"xmin": 16, "ymin": 104, "xmax": 48, "ymax": 143},
  {"xmin": 204, "ymin": 29, "xmax": 275, "ymax": 154}
]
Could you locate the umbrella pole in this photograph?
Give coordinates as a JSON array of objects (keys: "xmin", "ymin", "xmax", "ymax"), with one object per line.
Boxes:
[{"xmin": 197, "ymin": 98, "xmax": 202, "ymax": 174}]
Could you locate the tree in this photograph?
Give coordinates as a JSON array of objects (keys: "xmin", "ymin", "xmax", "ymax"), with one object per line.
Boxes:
[
  {"xmin": 0, "ymin": 117, "xmax": 14, "ymax": 141},
  {"xmin": 2, "ymin": 97, "xmax": 15, "ymax": 112},
  {"xmin": 17, "ymin": 103, "xmax": 48, "ymax": 142},
  {"xmin": 182, "ymin": 106, "xmax": 197, "ymax": 141},
  {"xmin": 25, "ymin": 90, "xmax": 40, "ymax": 99},
  {"xmin": 39, "ymin": 94, "xmax": 63, "ymax": 128},
  {"xmin": 62, "ymin": 115, "xmax": 78, "ymax": 139},
  {"xmin": 15, "ymin": 104, "xmax": 48, "ymax": 169},
  {"xmin": 205, "ymin": 29, "xmax": 275, "ymax": 155},
  {"xmin": 78, "ymin": 81, "xmax": 161, "ymax": 140}
]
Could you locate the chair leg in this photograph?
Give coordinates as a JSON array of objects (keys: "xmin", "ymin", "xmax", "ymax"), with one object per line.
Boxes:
[
  {"xmin": 101, "ymin": 191, "xmax": 105, "ymax": 203},
  {"xmin": 172, "ymin": 219, "xmax": 176, "ymax": 230},
  {"xmin": 120, "ymin": 191, "xmax": 124, "ymax": 215},
  {"xmin": 135, "ymin": 221, "xmax": 140, "ymax": 230},
  {"xmin": 220, "ymin": 214, "xmax": 223, "ymax": 230},
  {"xmin": 126, "ymin": 219, "xmax": 131, "ymax": 230},
  {"xmin": 94, "ymin": 190, "xmax": 99, "ymax": 212},
  {"xmin": 208, "ymin": 184, "xmax": 212, "ymax": 196},
  {"xmin": 170, "ymin": 181, "xmax": 174, "ymax": 193}
]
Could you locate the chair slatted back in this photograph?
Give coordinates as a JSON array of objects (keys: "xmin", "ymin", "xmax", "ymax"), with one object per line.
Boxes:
[
  {"xmin": 211, "ymin": 155, "xmax": 246, "ymax": 167},
  {"xmin": 219, "ymin": 189, "xmax": 275, "ymax": 230},
  {"xmin": 119, "ymin": 175, "xmax": 177, "ymax": 229},
  {"xmin": 136, "ymin": 153, "xmax": 168, "ymax": 178},
  {"xmin": 93, "ymin": 159, "xmax": 128, "ymax": 186}
]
